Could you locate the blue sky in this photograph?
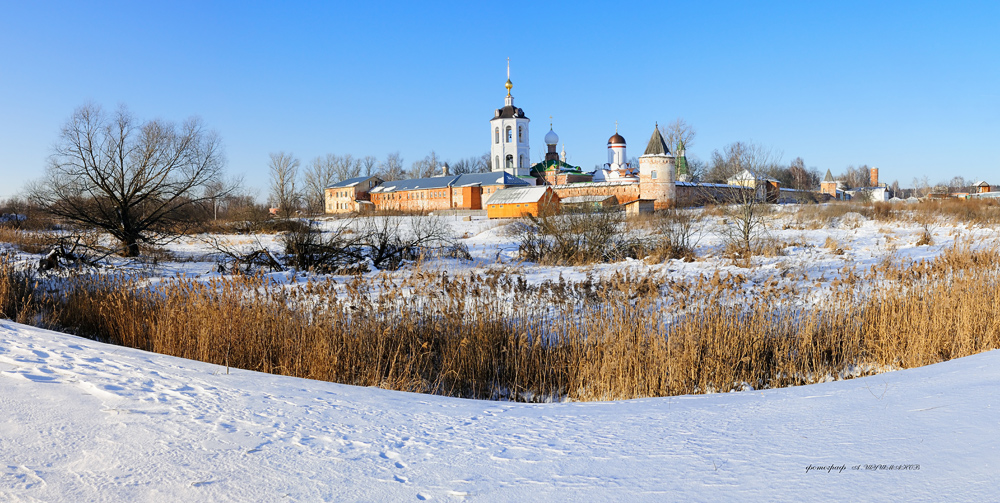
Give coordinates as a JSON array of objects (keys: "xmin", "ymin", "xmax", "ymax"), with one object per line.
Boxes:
[{"xmin": 1, "ymin": 1, "xmax": 997, "ymax": 199}]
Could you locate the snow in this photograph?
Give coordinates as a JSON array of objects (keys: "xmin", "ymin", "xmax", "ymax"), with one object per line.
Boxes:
[
  {"xmin": 3, "ymin": 206, "xmax": 999, "ymax": 500},
  {"xmin": 1, "ymin": 320, "xmax": 997, "ymax": 501}
]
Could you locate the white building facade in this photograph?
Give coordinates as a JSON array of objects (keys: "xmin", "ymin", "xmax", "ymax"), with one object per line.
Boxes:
[
  {"xmin": 592, "ymin": 127, "xmax": 638, "ymax": 183},
  {"xmin": 489, "ymin": 69, "xmax": 531, "ymax": 177}
]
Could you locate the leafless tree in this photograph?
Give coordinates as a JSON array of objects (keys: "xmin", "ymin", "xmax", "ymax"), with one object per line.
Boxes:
[
  {"xmin": 333, "ymin": 154, "xmax": 361, "ymax": 181},
  {"xmin": 912, "ymin": 176, "xmax": 932, "ymax": 198},
  {"xmin": 480, "ymin": 152, "xmax": 492, "ymax": 172},
  {"xmin": 31, "ymin": 103, "xmax": 229, "ymax": 257},
  {"xmin": 303, "ymin": 154, "xmax": 338, "ymax": 215},
  {"xmin": 268, "ymin": 151, "xmax": 301, "ymax": 219},
  {"xmin": 949, "ymin": 176, "xmax": 969, "ymax": 193},
  {"xmin": 450, "ymin": 155, "xmax": 491, "ymax": 175},
  {"xmin": 409, "ymin": 151, "xmax": 443, "ymax": 178},
  {"xmin": 378, "ymin": 152, "xmax": 405, "ymax": 181},
  {"xmin": 890, "ymin": 180, "xmax": 901, "ymax": 196},
  {"xmin": 663, "ymin": 118, "xmax": 696, "ymax": 155},
  {"xmin": 361, "ymin": 155, "xmax": 378, "ymax": 177},
  {"xmin": 838, "ymin": 165, "xmax": 872, "ymax": 189},
  {"xmin": 708, "ymin": 141, "xmax": 782, "ymax": 259}
]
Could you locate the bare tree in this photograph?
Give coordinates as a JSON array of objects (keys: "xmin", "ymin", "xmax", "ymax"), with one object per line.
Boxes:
[
  {"xmin": 303, "ymin": 155, "xmax": 338, "ymax": 215},
  {"xmin": 838, "ymin": 165, "xmax": 872, "ymax": 189},
  {"xmin": 268, "ymin": 152, "xmax": 301, "ymax": 219},
  {"xmin": 912, "ymin": 176, "xmax": 931, "ymax": 198},
  {"xmin": 450, "ymin": 155, "xmax": 491, "ymax": 175},
  {"xmin": 949, "ymin": 176, "xmax": 969, "ymax": 193},
  {"xmin": 409, "ymin": 151, "xmax": 443, "ymax": 178},
  {"xmin": 663, "ymin": 118, "xmax": 696, "ymax": 155},
  {"xmin": 480, "ymin": 151, "xmax": 492, "ymax": 172},
  {"xmin": 709, "ymin": 141, "xmax": 782, "ymax": 259},
  {"xmin": 361, "ymin": 155, "xmax": 378, "ymax": 177},
  {"xmin": 31, "ymin": 103, "xmax": 228, "ymax": 257},
  {"xmin": 378, "ymin": 152, "xmax": 405, "ymax": 181},
  {"xmin": 333, "ymin": 154, "xmax": 361, "ymax": 181}
]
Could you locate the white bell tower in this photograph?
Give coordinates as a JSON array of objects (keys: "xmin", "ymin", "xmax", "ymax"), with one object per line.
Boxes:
[{"xmin": 490, "ymin": 59, "xmax": 531, "ymax": 177}]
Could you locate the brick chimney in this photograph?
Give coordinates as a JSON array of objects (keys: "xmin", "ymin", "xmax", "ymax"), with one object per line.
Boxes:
[{"xmin": 870, "ymin": 167, "xmax": 879, "ymax": 187}]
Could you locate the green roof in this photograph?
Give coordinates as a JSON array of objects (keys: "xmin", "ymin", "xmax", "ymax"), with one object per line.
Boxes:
[{"xmin": 530, "ymin": 159, "xmax": 587, "ymax": 174}]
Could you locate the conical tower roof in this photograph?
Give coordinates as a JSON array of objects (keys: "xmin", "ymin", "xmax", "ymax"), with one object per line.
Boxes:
[
  {"xmin": 823, "ymin": 169, "xmax": 834, "ymax": 182},
  {"xmin": 643, "ymin": 124, "xmax": 670, "ymax": 156}
]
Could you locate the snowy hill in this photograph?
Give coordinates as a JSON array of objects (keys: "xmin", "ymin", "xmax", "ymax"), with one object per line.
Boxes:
[{"xmin": 1, "ymin": 320, "xmax": 997, "ymax": 502}]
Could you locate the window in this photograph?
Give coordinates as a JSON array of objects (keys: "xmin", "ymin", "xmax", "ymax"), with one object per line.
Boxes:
[
  {"xmin": 506, "ymin": 126, "xmax": 512, "ymax": 143},
  {"xmin": 495, "ymin": 156, "xmax": 499, "ymax": 170},
  {"xmin": 495, "ymin": 127, "xmax": 499, "ymax": 144},
  {"xmin": 652, "ymin": 170, "xmax": 657, "ymax": 180},
  {"xmin": 506, "ymin": 155, "xmax": 513, "ymax": 169},
  {"xmin": 519, "ymin": 155, "xmax": 524, "ymax": 168},
  {"xmin": 518, "ymin": 126, "xmax": 523, "ymax": 142}
]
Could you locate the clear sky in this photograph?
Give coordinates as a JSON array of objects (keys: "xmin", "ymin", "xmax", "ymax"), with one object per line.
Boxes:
[{"xmin": 1, "ymin": 1, "xmax": 997, "ymax": 200}]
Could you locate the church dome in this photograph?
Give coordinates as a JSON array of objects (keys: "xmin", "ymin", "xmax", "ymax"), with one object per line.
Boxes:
[
  {"xmin": 608, "ymin": 133, "xmax": 626, "ymax": 145},
  {"xmin": 544, "ymin": 128, "xmax": 559, "ymax": 145}
]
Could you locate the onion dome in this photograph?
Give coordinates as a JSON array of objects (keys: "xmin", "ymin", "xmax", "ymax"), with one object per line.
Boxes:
[
  {"xmin": 608, "ymin": 133, "xmax": 626, "ymax": 145},
  {"xmin": 544, "ymin": 128, "xmax": 559, "ymax": 145}
]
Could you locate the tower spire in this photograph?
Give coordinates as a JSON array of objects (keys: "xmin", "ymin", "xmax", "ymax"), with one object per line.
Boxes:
[{"xmin": 505, "ymin": 58, "xmax": 513, "ymax": 96}]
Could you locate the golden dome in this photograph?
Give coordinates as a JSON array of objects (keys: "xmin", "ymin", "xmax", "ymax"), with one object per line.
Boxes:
[{"xmin": 505, "ymin": 78, "xmax": 513, "ymax": 95}]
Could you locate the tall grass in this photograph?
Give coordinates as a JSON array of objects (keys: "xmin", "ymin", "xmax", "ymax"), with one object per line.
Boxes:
[{"xmin": 2, "ymin": 244, "xmax": 999, "ymax": 401}]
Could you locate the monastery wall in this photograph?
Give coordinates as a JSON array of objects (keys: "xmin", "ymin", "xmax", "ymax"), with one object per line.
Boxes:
[{"xmin": 552, "ymin": 182, "xmax": 641, "ymax": 205}]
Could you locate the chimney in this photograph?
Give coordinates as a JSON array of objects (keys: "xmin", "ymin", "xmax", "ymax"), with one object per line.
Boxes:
[
  {"xmin": 870, "ymin": 167, "xmax": 879, "ymax": 187},
  {"xmin": 441, "ymin": 163, "xmax": 449, "ymax": 176}
]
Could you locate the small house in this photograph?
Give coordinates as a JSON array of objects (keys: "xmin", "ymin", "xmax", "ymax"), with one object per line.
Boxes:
[
  {"xmin": 623, "ymin": 199, "xmax": 655, "ymax": 216},
  {"xmin": 486, "ymin": 186, "xmax": 560, "ymax": 219}
]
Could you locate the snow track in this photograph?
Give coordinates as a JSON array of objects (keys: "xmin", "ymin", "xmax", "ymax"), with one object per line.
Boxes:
[{"xmin": 0, "ymin": 321, "xmax": 997, "ymax": 501}]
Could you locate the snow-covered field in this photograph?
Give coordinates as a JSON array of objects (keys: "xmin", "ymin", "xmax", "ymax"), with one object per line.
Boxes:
[
  {"xmin": 1, "ymin": 320, "xmax": 997, "ymax": 502},
  {"xmin": 140, "ymin": 207, "xmax": 999, "ymax": 296},
  {"xmin": 3, "ymin": 207, "xmax": 999, "ymax": 501}
]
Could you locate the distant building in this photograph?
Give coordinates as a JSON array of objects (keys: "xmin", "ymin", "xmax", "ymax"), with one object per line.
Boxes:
[
  {"xmin": 637, "ymin": 125, "xmax": 676, "ymax": 210},
  {"xmin": 486, "ymin": 186, "xmax": 560, "ymax": 219},
  {"xmin": 490, "ymin": 61, "xmax": 531, "ymax": 178},
  {"xmin": 592, "ymin": 125, "xmax": 639, "ymax": 184},
  {"xmin": 531, "ymin": 123, "xmax": 592, "ymax": 185},
  {"xmin": 727, "ymin": 169, "xmax": 781, "ymax": 203},
  {"xmin": 366, "ymin": 172, "xmax": 530, "ymax": 213},
  {"xmin": 325, "ymin": 175, "xmax": 383, "ymax": 214}
]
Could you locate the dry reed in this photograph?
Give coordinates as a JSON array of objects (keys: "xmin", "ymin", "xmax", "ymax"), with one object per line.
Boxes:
[{"xmin": 1, "ymin": 242, "xmax": 999, "ymax": 402}]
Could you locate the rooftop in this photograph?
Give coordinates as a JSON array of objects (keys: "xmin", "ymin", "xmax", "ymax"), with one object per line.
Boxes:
[
  {"xmin": 327, "ymin": 175, "xmax": 381, "ymax": 189},
  {"xmin": 486, "ymin": 186, "xmax": 555, "ymax": 205},
  {"xmin": 642, "ymin": 126, "xmax": 671, "ymax": 156}
]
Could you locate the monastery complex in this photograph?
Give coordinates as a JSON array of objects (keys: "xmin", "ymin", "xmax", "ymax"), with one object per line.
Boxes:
[{"xmin": 324, "ymin": 66, "xmax": 991, "ymax": 218}]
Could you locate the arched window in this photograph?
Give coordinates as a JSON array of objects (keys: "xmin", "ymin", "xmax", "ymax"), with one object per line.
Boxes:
[
  {"xmin": 495, "ymin": 127, "xmax": 499, "ymax": 144},
  {"xmin": 518, "ymin": 126, "xmax": 523, "ymax": 143},
  {"xmin": 505, "ymin": 155, "xmax": 513, "ymax": 169},
  {"xmin": 519, "ymin": 155, "xmax": 524, "ymax": 168},
  {"xmin": 495, "ymin": 156, "xmax": 499, "ymax": 170},
  {"xmin": 506, "ymin": 126, "xmax": 512, "ymax": 143}
]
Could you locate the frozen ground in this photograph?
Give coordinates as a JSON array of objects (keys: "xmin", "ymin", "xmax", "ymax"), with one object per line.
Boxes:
[
  {"xmin": 2, "ymin": 207, "xmax": 998, "ymax": 500},
  {"xmin": 1, "ymin": 320, "xmax": 997, "ymax": 502},
  {"xmin": 131, "ymin": 207, "xmax": 1000, "ymax": 294}
]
